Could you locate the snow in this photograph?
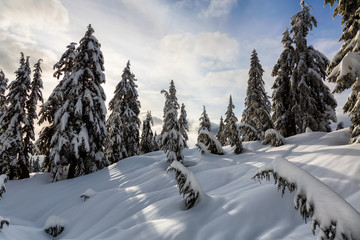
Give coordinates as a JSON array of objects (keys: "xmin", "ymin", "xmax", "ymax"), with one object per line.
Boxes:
[
  {"xmin": 0, "ymin": 129, "xmax": 359, "ymax": 239},
  {"xmin": 80, "ymin": 188, "xmax": 96, "ymax": 201},
  {"xmin": 254, "ymin": 157, "xmax": 360, "ymax": 239},
  {"xmin": 263, "ymin": 128, "xmax": 285, "ymax": 147}
]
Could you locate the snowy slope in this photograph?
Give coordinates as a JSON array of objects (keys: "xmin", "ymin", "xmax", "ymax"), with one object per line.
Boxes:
[{"xmin": 0, "ymin": 129, "xmax": 359, "ymax": 240}]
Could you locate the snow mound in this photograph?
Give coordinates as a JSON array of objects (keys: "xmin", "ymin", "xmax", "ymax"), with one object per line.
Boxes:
[
  {"xmin": 44, "ymin": 215, "xmax": 66, "ymax": 237},
  {"xmin": 80, "ymin": 188, "xmax": 96, "ymax": 201},
  {"xmin": 263, "ymin": 128, "xmax": 285, "ymax": 147},
  {"xmin": 253, "ymin": 157, "xmax": 360, "ymax": 240}
]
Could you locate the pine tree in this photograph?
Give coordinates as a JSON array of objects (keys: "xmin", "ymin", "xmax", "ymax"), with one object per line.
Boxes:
[
  {"xmin": 0, "ymin": 53, "xmax": 31, "ymax": 179},
  {"xmin": 0, "ymin": 69, "xmax": 8, "ymax": 116},
  {"xmin": 290, "ymin": 0, "xmax": 337, "ymax": 133},
  {"xmin": 215, "ymin": 116, "xmax": 226, "ymax": 146},
  {"xmin": 139, "ymin": 111, "xmax": 156, "ymax": 154},
  {"xmin": 106, "ymin": 60, "xmax": 141, "ymax": 162},
  {"xmin": 24, "ymin": 59, "xmax": 44, "ymax": 160},
  {"xmin": 325, "ymin": 0, "xmax": 360, "ymax": 143},
  {"xmin": 50, "ymin": 25, "xmax": 109, "ymax": 180},
  {"xmin": 271, "ymin": 29, "xmax": 297, "ymax": 138},
  {"xmin": 178, "ymin": 103, "xmax": 189, "ymax": 148},
  {"xmin": 224, "ymin": 95, "xmax": 240, "ymax": 146},
  {"xmin": 105, "ymin": 106, "xmax": 126, "ymax": 163},
  {"xmin": 38, "ymin": 42, "xmax": 77, "ymax": 172},
  {"xmin": 161, "ymin": 83, "xmax": 184, "ymax": 164},
  {"xmin": 197, "ymin": 105, "xmax": 211, "ymax": 144},
  {"xmin": 241, "ymin": 49, "xmax": 272, "ymax": 141},
  {"xmin": 169, "ymin": 80, "xmax": 179, "ymax": 110}
]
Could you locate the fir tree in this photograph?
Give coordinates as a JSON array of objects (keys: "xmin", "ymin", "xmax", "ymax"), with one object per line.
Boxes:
[
  {"xmin": 161, "ymin": 83, "xmax": 184, "ymax": 164},
  {"xmin": 325, "ymin": 0, "xmax": 360, "ymax": 143},
  {"xmin": 224, "ymin": 95, "xmax": 240, "ymax": 147},
  {"xmin": 215, "ymin": 116, "xmax": 226, "ymax": 146},
  {"xmin": 50, "ymin": 25, "xmax": 109, "ymax": 180},
  {"xmin": 290, "ymin": 0, "xmax": 337, "ymax": 133},
  {"xmin": 178, "ymin": 103, "xmax": 189, "ymax": 148},
  {"xmin": 271, "ymin": 29, "xmax": 296, "ymax": 137},
  {"xmin": 38, "ymin": 42, "xmax": 77, "ymax": 172},
  {"xmin": 197, "ymin": 105, "xmax": 211, "ymax": 144},
  {"xmin": 0, "ymin": 53, "xmax": 31, "ymax": 179},
  {"xmin": 168, "ymin": 80, "xmax": 179, "ymax": 110},
  {"xmin": 139, "ymin": 111, "xmax": 156, "ymax": 154},
  {"xmin": 241, "ymin": 49, "xmax": 272, "ymax": 141},
  {"xmin": 24, "ymin": 59, "xmax": 44, "ymax": 159},
  {"xmin": 106, "ymin": 60, "xmax": 141, "ymax": 162},
  {"xmin": 0, "ymin": 69, "xmax": 8, "ymax": 115}
]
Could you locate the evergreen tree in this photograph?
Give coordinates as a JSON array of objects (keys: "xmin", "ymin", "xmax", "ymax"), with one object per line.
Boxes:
[
  {"xmin": 224, "ymin": 95, "xmax": 240, "ymax": 146},
  {"xmin": 31, "ymin": 156, "xmax": 41, "ymax": 173},
  {"xmin": 106, "ymin": 60, "xmax": 141, "ymax": 162},
  {"xmin": 24, "ymin": 59, "xmax": 44, "ymax": 160},
  {"xmin": 168, "ymin": 80, "xmax": 179, "ymax": 110},
  {"xmin": 271, "ymin": 29, "xmax": 297, "ymax": 138},
  {"xmin": 241, "ymin": 49, "xmax": 272, "ymax": 141},
  {"xmin": 0, "ymin": 53, "xmax": 31, "ymax": 179},
  {"xmin": 161, "ymin": 84, "xmax": 184, "ymax": 164},
  {"xmin": 290, "ymin": 0, "xmax": 337, "ymax": 133},
  {"xmin": 197, "ymin": 105, "xmax": 211, "ymax": 144},
  {"xmin": 50, "ymin": 25, "xmax": 109, "ymax": 180},
  {"xmin": 38, "ymin": 42, "xmax": 77, "ymax": 172},
  {"xmin": 325, "ymin": 0, "xmax": 360, "ymax": 143},
  {"xmin": 215, "ymin": 116, "xmax": 226, "ymax": 146},
  {"xmin": 139, "ymin": 111, "xmax": 156, "ymax": 154},
  {"xmin": 160, "ymin": 80, "xmax": 180, "ymax": 149},
  {"xmin": 0, "ymin": 69, "xmax": 8, "ymax": 115},
  {"xmin": 178, "ymin": 103, "xmax": 189, "ymax": 148}
]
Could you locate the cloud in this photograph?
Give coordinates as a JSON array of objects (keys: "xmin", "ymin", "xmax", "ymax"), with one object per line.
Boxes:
[
  {"xmin": 198, "ymin": 0, "xmax": 237, "ymax": 18},
  {"xmin": 0, "ymin": 0, "xmax": 69, "ymax": 38},
  {"xmin": 313, "ymin": 38, "xmax": 341, "ymax": 60}
]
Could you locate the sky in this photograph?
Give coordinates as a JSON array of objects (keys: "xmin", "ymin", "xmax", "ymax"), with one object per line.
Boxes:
[{"xmin": 0, "ymin": 0, "xmax": 347, "ymax": 141}]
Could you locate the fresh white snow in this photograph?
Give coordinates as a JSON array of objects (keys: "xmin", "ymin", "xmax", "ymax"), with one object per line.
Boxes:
[{"xmin": 0, "ymin": 128, "xmax": 359, "ymax": 239}]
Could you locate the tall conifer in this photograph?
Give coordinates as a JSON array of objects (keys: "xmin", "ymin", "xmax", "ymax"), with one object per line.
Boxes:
[{"xmin": 241, "ymin": 49, "xmax": 272, "ymax": 141}]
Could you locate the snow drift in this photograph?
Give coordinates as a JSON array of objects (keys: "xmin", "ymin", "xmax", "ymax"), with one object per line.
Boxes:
[{"xmin": 0, "ymin": 129, "xmax": 359, "ymax": 239}]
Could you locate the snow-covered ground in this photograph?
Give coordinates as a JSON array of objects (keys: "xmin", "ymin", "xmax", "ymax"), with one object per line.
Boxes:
[{"xmin": 0, "ymin": 128, "xmax": 359, "ymax": 240}]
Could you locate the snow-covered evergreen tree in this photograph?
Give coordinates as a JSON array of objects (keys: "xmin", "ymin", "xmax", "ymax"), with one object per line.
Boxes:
[
  {"xmin": 50, "ymin": 25, "xmax": 109, "ymax": 180},
  {"xmin": 168, "ymin": 80, "xmax": 179, "ymax": 110},
  {"xmin": 106, "ymin": 60, "xmax": 141, "ymax": 162},
  {"xmin": 24, "ymin": 59, "xmax": 44, "ymax": 159},
  {"xmin": 178, "ymin": 103, "xmax": 189, "ymax": 148},
  {"xmin": 38, "ymin": 42, "xmax": 77, "ymax": 172},
  {"xmin": 215, "ymin": 116, "xmax": 226, "ymax": 146},
  {"xmin": 139, "ymin": 111, "xmax": 156, "ymax": 154},
  {"xmin": 197, "ymin": 105, "xmax": 211, "ymax": 144},
  {"xmin": 0, "ymin": 53, "xmax": 31, "ymax": 179},
  {"xmin": 241, "ymin": 49, "xmax": 272, "ymax": 141},
  {"xmin": 161, "ymin": 86, "xmax": 184, "ymax": 164},
  {"xmin": 325, "ymin": 0, "xmax": 360, "ymax": 143},
  {"xmin": 271, "ymin": 29, "xmax": 297, "ymax": 138},
  {"xmin": 0, "ymin": 69, "xmax": 8, "ymax": 116},
  {"xmin": 224, "ymin": 95, "xmax": 240, "ymax": 147},
  {"xmin": 290, "ymin": 0, "xmax": 337, "ymax": 133}
]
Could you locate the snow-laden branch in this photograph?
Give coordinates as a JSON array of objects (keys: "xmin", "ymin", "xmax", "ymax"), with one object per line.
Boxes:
[
  {"xmin": 44, "ymin": 215, "xmax": 66, "ymax": 237},
  {"xmin": 167, "ymin": 161, "xmax": 205, "ymax": 210},
  {"xmin": 198, "ymin": 129, "xmax": 224, "ymax": 155},
  {"xmin": 0, "ymin": 174, "xmax": 8, "ymax": 198},
  {"xmin": 253, "ymin": 158, "xmax": 360, "ymax": 240},
  {"xmin": 262, "ymin": 129, "xmax": 285, "ymax": 147}
]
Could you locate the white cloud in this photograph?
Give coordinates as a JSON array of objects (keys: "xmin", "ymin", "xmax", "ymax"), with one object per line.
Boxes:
[
  {"xmin": 313, "ymin": 38, "xmax": 341, "ymax": 60},
  {"xmin": 0, "ymin": 0, "xmax": 69, "ymax": 37},
  {"xmin": 199, "ymin": 0, "xmax": 237, "ymax": 18}
]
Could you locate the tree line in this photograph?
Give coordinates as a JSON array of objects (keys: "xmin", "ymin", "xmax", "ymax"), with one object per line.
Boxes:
[{"xmin": 0, "ymin": 0, "xmax": 358, "ymax": 181}]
